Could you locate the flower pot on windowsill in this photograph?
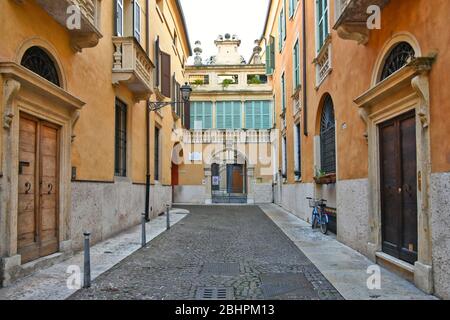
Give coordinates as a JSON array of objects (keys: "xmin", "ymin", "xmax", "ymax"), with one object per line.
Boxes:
[{"xmin": 314, "ymin": 173, "xmax": 336, "ymax": 185}]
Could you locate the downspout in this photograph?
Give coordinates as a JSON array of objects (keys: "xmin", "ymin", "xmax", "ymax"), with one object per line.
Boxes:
[
  {"xmin": 144, "ymin": 0, "xmax": 151, "ymax": 221},
  {"xmin": 302, "ymin": 0, "xmax": 308, "ymax": 136}
]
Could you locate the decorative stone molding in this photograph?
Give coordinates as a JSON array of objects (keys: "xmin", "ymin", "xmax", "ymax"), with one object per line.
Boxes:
[
  {"xmin": 2, "ymin": 79, "xmax": 21, "ymax": 129},
  {"xmin": 112, "ymin": 37, "xmax": 154, "ymax": 102},
  {"xmin": 313, "ymin": 37, "xmax": 332, "ymax": 88},
  {"xmin": 333, "ymin": 0, "xmax": 390, "ymax": 45},
  {"xmin": 17, "ymin": 0, "xmax": 103, "ymax": 52}
]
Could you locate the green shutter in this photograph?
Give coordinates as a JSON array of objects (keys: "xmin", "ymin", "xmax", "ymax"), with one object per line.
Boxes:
[
  {"xmin": 216, "ymin": 102, "xmax": 224, "ymax": 129},
  {"xmin": 204, "ymin": 102, "xmax": 212, "ymax": 129},
  {"xmin": 265, "ymin": 45, "xmax": 273, "ymax": 75},
  {"xmin": 244, "ymin": 101, "xmax": 272, "ymax": 129},
  {"xmin": 278, "ymin": 14, "xmax": 283, "ymax": 52},
  {"xmin": 262, "ymin": 101, "xmax": 271, "ymax": 129},
  {"xmin": 245, "ymin": 102, "xmax": 253, "ymax": 129},
  {"xmin": 233, "ymin": 102, "xmax": 241, "ymax": 129}
]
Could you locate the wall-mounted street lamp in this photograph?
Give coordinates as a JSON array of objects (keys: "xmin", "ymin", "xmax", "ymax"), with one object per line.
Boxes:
[
  {"xmin": 144, "ymin": 83, "xmax": 192, "ymax": 221},
  {"xmin": 147, "ymin": 83, "xmax": 193, "ymax": 111}
]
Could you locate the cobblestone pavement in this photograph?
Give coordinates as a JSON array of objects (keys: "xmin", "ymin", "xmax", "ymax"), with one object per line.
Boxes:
[{"xmin": 70, "ymin": 206, "xmax": 343, "ymax": 300}]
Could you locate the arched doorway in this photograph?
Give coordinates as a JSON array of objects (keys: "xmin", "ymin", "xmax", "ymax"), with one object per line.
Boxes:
[
  {"xmin": 315, "ymin": 94, "xmax": 337, "ymax": 234},
  {"xmin": 210, "ymin": 149, "xmax": 247, "ymax": 204}
]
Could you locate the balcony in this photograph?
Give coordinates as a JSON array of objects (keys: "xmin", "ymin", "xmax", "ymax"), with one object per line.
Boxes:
[
  {"xmin": 112, "ymin": 37, "xmax": 154, "ymax": 102},
  {"xmin": 31, "ymin": 0, "xmax": 102, "ymax": 51},
  {"xmin": 333, "ymin": 0, "xmax": 390, "ymax": 45},
  {"xmin": 313, "ymin": 37, "xmax": 332, "ymax": 87}
]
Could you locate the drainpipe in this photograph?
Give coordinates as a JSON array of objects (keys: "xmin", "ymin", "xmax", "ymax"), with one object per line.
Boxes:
[
  {"xmin": 145, "ymin": 102, "xmax": 151, "ymax": 222},
  {"xmin": 302, "ymin": 0, "xmax": 308, "ymax": 136},
  {"xmin": 144, "ymin": 0, "xmax": 150, "ymax": 221}
]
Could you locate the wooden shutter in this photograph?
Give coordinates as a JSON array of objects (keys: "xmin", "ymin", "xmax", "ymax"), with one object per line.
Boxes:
[
  {"xmin": 204, "ymin": 102, "xmax": 212, "ymax": 129},
  {"xmin": 184, "ymin": 101, "xmax": 190, "ymax": 130},
  {"xmin": 245, "ymin": 101, "xmax": 254, "ymax": 129},
  {"xmin": 161, "ymin": 51, "xmax": 171, "ymax": 97},
  {"xmin": 265, "ymin": 45, "xmax": 273, "ymax": 75},
  {"xmin": 216, "ymin": 102, "xmax": 225, "ymax": 129},
  {"xmin": 155, "ymin": 37, "xmax": 160, "ymax": 87},
  {"xmin": 270, "ymin": 37, "xmax": 275, "ymax": 70},
  {"xmin": 232, "ymin": 102, "xmax": 241, "ymax": 129}
]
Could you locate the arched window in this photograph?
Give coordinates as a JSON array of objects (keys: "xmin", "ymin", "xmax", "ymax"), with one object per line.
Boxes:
[
  {"xmin": 380, "ymin": 42, "xmax": 415, "ymax": 81},
  {"xmin": 21, "ymin": 46, "xmax": 60, "ymax": 86},
  {"xmin": 320, "ymin": 95, "xmax": 336, "ymax": 174}
]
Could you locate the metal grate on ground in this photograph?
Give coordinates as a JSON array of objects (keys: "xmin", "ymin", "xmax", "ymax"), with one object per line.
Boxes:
[{"xmin": 195, "ymin": 287, "xmax": 234, "ymax": 300}]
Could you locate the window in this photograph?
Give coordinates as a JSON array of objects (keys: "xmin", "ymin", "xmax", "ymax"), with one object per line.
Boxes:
[
  {"xmin": 320, "ymin": 95, "xmax": 336, "ymax": 174},
  {"xmin": 316, "ymin": 0, "xmax": 329, "ymax": 51},
  {"xmin": 115, "ymin": 99, "xmax": 127, "ymax": 177},
  {"xmin": 293, "ymin": 40, "xmax": 300, "ymax": 89},
  {"xmin": 245, "ymin": 101, "xmax": 272, "ymax": 129},
  {"xmin": 278, "ymin": 7, "xmax": 286, "ymax": 52},
  {"xmin": 265, "ymin": 36, "xmax": 276, "ymax": 75},
  {"xmin": 154, "ymin": 127, "xmax": 160, "ymax": 181},
  {"xmin": 189, "ymin": 74, "xmax": 210, "ymax": 85},
  {"xmin": 247, "ymin": 74, "xmax": 268, "ymax": 84},
  {"xmin": 161, "ymin": 51, "xmax": 171, "ymax": 97},
  {"xmin": 281, "ymin": 73, "xmax": 286, "ymax": 112},
  {"xmin": 21, "ymin": 46, "xmax": 60, "ymax": 87},
  {"xmin": 133, "ymin": 0, "xmax": 141, "ymax": 41},
  {"xmin": 216, "ymin": 101, "xmax": 242, "ymax": 129},
  {"xmin": 289, "ymin": 0, "xmax": 298, "ymax": 18},
  {"xmin": 116, "ymin": 0, "xmax": 123, "ymax": 36},
  {"xmin": 218, "ymin": 75, "xmax": 239, "ymax": 85},
  {"xmin": 282, "ymin": 135, "xmax": 287, "ymax": 178},
  {"xmin": 294, "ymin": 123, "xmax": 301, "ymax": 179},
  {"xmin": 190, "ymin": 102, "xmax": 213, "ymax": 130},
  {"xmin": 380, "ymin": 42, "xmax": 415, "ymax": 81}
]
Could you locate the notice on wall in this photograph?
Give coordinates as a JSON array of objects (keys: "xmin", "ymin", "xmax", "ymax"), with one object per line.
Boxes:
[
  {"xmin": 212, "ymin": 176, "xmax": 220, "ymax": 186},
  {"xmin": 189, "ymin": 152, "xmax": 202, "ymax": 161}
]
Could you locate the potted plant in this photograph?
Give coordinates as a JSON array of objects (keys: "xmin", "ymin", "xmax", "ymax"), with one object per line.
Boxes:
[
  {"xmin": 221, "ymin": 78, "xmax": 234, "ymax": 89},
  {"xmin": 192, "ymin": 79, "xmax": 204, "ymax": 86},
  {"xmin": 247, "ymin": 76, "xmax": 262, "ymax": 85},
  {"xmin": 314, "ymin": 166, "xmax": 336, "ymax": 184}
]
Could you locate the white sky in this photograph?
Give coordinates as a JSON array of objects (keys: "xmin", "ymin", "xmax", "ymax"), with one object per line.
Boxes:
[{"xmin": 179, "ymin": 0, "xmax": 271, "ymax": 64}]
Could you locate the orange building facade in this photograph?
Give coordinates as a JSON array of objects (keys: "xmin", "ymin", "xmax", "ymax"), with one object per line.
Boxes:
[{"xmin": 259, "ymin": 0, "xmax": 450, "ymax": 298}]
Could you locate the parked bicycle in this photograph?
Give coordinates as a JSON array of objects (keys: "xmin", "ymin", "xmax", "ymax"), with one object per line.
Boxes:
[{"xmin": 307, "ymin": 197, "xmax": 329, "ymax": 235}]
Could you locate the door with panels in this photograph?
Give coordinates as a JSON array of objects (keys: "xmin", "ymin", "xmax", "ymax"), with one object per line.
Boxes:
[{"xmin": 18, "ymin": 113, "xmax": 59, "ymax": 264}]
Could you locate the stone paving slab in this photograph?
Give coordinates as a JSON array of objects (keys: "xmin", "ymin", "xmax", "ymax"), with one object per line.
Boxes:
[
  {"xmin": 69, "ymin": 205, "xmax": 343, "ymax": 300},
  {"xmin": 259, "ymin": 204, "xmax": 437, "ymax": 300},
  {"xmin": 0, "ymin": 212, "xmax": 187, "ymax": 300}
]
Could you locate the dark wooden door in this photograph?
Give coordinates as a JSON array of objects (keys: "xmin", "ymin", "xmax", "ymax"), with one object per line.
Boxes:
[
  {"xmin": 379, "ymin": 111, "xmax": 418, "ymax": 264},
  {"xmin": 18, "ymin": 114, "xmax": 59, "ymax": 264},
  {"xmin": 171, "ymin": 164, "xmax": 179, "ymax": 186}
]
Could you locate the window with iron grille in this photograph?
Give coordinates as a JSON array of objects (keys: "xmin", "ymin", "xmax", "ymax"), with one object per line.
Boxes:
[
  {"xmin": 154, "ymin": 127, "xmax": 160, "ymax": 181},
  {"xmin": 380, "ymin": 42, "xmax": 415, "ymax": 81},
  {"xmin": 320, "ymin": 95, "xmax": 336, "ymax": 174},
  {"xmin": 115, "ymin": 98, "xmax": 127, "ymax": 177},
  {"xmin": 21, "ymin": 46, "xmax": 60, "ymax": 87},
  {"xmin": 294, "ymin": 123, "xmax": 301, "ymax": 179}
]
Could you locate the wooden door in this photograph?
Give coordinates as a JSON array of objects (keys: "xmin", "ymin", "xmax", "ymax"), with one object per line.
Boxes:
[
  {"xmin": 379, "ymin": 111, "xmax": 418, "ymax": 264},
  {"xmin": 227, "ymin": 164, "xmax": 244, "ymax": 194},
  {"xmin": 171, "ymin": 164, "xmax": 179, "ymax": 186},
  {"xmin": 18, "ymin": 114, "xmax": 59, "ymax": 264}
]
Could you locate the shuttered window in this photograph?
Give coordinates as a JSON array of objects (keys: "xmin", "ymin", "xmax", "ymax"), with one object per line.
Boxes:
[
  {"xmin": 293, "ymin": 40, "xmax": 300, "ymax": 89},
  {"xmin": 155, "ymin": 37, "xmax": 160, "ymax": 87},
  {"xmin": 320, "ymin": 95, "xmax": 336, "ymax": 174},
  {"xmin": 316, "ymin": 0, "xmax": 329, "ymax": 51},
  {"xmin": 161, "ymin": 51, "xmax": 171, "ymax": 97},
  {"xmin": 265, "ymin": 36, "xmax": 276, "ymax": 75},
  {"xmin": 116, "ymin": 0, "xmax": 124, "ymax": 36},
  {"xmin": 154, "ymin": 127, "xmax": 160, "ymax": 181},
  {"xmin": 245, "ymin": 101, "xmax": 272, "ymax": 129},
  {"xmin": 133, "ymin": 0, "xmax": 141, "ymax": 41},
  {"xmin": 289, "ymin": 0, "xmax": 298, "ymax": 18},
  {"xmin": 281, "ymin": 73, "xmax": 286, "ymax": 112},
  {"xmin": 278, "ymin": 7, "xmax": 285, "ymax": 52},
  {"xmin": 115, "ymin": 98, "xmax": 127, "ymax": 177},
  {"xmin": 190, "ymin": 102, "xmax": 212, "ymax": 130},
  {"xmin": 216, "ymin": 101, "xmax": 242, "ymax": 129}
]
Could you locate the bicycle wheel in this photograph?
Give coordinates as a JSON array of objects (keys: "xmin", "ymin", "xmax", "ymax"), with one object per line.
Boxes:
[
  {"xmin": 320, "ymin": 220, "xmax": 328, "ymax": 235},
  {"xmin": 311, "ymin": 215, "xmax": 317, "ymax": 229}
]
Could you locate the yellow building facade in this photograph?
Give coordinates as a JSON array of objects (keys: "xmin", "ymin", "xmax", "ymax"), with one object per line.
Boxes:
[
  {"xmin": 0, "ymin": 0, "xmax": 190, "ymax": 286},
  {"xmin": 260, "ymin": 0, "xmax": 450, "ymax": 298}
]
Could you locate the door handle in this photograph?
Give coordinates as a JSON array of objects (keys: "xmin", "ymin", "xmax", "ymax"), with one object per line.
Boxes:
[{"xmin": 398, "ymin": 187, "xmax": 402, "ymax": 194}]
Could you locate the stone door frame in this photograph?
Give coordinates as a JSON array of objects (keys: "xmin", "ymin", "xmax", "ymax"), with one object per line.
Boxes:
[
  {"xmin": 355, "ymin": 53, "xmax": 435, "ymax": 293},
  {"xmin": 0, "ymin": 62, "xmax": 84, "ymax": 285}
]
